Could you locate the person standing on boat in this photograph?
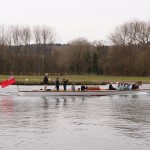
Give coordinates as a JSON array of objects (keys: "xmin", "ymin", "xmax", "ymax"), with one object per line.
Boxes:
[
  {"xmin": 43, "ymin": 73, "xmax": 48, "ymax": 90},
  {"xmin": 63, "ymin": 78, "xmax": 68, "ymax": 91},
  {"xmin": 55, "ymin": 78, "xmax": 60, "ymax": 91}
]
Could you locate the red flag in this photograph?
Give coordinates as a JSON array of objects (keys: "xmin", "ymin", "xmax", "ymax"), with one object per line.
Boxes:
[{"xmin": 1, "ymin": 78, "xmax": 16, "ymax": 88}]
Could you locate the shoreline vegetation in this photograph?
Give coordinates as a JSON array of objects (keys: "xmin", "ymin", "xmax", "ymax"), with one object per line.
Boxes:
[
  {"xmin": 1, "ymin": 21, "xmax": 150, "ymax": 77},
  {"xmin": 0, "ymin": 75, "xmax": 150, "ymax": 85}
]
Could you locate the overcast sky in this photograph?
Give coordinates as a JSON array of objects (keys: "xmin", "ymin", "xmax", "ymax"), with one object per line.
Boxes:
[{"xmin": 1, "ymin": 0, "xmax": 150, "ymax": 43}]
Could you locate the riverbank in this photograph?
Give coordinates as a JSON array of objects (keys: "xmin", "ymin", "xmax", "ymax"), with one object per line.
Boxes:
[{"xmin": 1, "ymin": 75, "xmax": 150, "ymax": 85}]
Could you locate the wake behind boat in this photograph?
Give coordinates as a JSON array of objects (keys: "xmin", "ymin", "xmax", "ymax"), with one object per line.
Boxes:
[
  {"xmin": 18, "ymin": 88, "xmax": 150, "ymax": 97},
  {"xmin": 0, "ymin": 93, "xmax": 10, "ymax": 96}
]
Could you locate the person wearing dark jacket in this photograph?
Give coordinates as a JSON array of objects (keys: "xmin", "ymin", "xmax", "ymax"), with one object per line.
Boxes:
[
  {"xmin": 43, "ymin": 73, "xmax": 48, "ymax": 90},
  {"xmin": 63, "ymin": 78, "xmax": 68, "ymax": 91},
  {"xmin": 81, "ymin": 84, "xmax": 87, "ymax": 91},
  {"xmin": 132, "ymin": 83, "xmax": 139, "ymax": 89},
  {"xmin": 109, "ymin": 82, "xmax": 117, "ymax": 90},
  {"xmin": 55, "ymin": 78, "xmax": 60, "ymax": 91}
]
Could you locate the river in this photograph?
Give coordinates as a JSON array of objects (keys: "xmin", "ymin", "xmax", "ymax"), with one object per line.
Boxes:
[{"xmin": 0, "ymin": 85, "xmax": 150, "ymax": 150}]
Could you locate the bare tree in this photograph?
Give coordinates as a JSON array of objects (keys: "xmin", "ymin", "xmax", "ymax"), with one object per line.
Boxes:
[
  {"xmin": 67, "ymin": 38, "xmax": 91, "ymax": 74},
  {"xmin": 33, "ymin": 25, "xmax": 42, "ymax": 74},
  {"xmin": 108, "ymin": 20, "xmax": 150, "ymax": 76},
  {"xmin": 20, "ymin": 26, "xmax": 31, "ymax": 74},
  {"xmin": 0, "ymin": 25, "xmax": 7, "ymax": 73},
  {"xmin": 40, "ymin": 25, "xmax": 57, "ymax": 73}
]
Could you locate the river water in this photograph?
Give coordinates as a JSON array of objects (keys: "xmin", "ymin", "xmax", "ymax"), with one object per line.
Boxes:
[{"xmin": 0, "ymin": 85, "xmax": 150, "ymax": 150}]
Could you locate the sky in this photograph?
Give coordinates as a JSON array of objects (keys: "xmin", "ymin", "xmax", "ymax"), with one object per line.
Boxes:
[{"xmin": 1, "ymin": 0, "xmax": 150, "ymax": 44}]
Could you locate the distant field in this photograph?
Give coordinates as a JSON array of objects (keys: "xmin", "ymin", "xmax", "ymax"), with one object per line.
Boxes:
[{"xmin": 0, "ymin": 75, "xmax": 150, "ymax": 85}]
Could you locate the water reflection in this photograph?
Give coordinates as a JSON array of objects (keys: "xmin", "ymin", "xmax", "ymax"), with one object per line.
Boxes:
[
  {"xmin": 53, "ymin": 97, "xmax": 79, "ymax": 108},
  {"xmin": 55, "ymin": 98, "xmax": 60, "ymax": 109},
  {"xmin": 132, "ymin": 94, "xmax": 140, "ymax": 99},
  {"xmin": 0, "ymin": 97, "xmax": 14, "ymax": 113},
  {"xmin": 63, "ymin": 97, "xmax": 67, "ymax": 106},
  {"xmin": 109, "ymin": 95, "xmax": 150, "ymax": 139},
  {"xmin": 0, "ymin": 92, "xmax": 150, "ymax": 150},
  {"xmin": 42, "ymin": 97, "xmax": 49, "ymax": 110}
]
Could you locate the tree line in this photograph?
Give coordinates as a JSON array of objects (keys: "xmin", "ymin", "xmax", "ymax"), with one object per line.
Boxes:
[{"xmin": 0, "ymin": 20, "xmax": 150, "ymax": 76}]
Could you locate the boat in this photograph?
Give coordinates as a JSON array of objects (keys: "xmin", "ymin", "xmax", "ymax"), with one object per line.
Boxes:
[{"xmin": 18, "ymin": 88, "xmax": 150, "ymax": 97}]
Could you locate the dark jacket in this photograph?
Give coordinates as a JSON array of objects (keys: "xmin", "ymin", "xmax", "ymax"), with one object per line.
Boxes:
[
  {"xmin": 55, "ymin": 79, "xmax": 60, "ymax": 87},
  {"xmin": 43, "ymin": 76, "xmax": 48, "ymax": 84},
  {"xmin": 81, "ymin": 85, "xmax": 86, "ymax": 91},
  {"xmin": 109, "ymin": 84, "xmax": 116, "ymax": 90},
  {"xmin": 132, "ymin": 84, "xmax": 139, "ymax": 89},
  {"xmin": 63, "ymin": 79, "xmax": 68, "ymax": 86}
]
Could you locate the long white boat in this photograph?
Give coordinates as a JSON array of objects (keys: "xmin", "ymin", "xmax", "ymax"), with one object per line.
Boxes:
[{"xmin": 18, "ymin": 89, "xmax": 150, "ymax": 97}]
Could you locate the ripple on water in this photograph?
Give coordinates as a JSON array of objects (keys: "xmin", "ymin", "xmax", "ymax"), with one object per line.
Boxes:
[{"xmin": 0, "ymin": 86, "xmax": 150, "ymax": 150}]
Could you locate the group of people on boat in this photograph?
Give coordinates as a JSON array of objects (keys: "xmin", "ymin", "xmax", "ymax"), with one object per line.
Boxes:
[
  {"xmin": 109, "ymin": 82, "xmax": 140, "ymax": 90},
  {"xmin": 55, "ymin": 77, "xmax": 69, "ymax": 91},
  {"xmin": 43, "ymin": 73, "xmax": 141, "ymax": 92},
  {"xmin": 43, "ymin": 73, "xmax": 69, "ymax": 91},
  {"xmin": 43, "ymin": 73, "xmax": 88, "ymax": 91}
]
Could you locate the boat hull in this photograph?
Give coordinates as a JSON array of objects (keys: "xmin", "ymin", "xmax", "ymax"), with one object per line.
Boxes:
[{"xmin": 18, "ymin": 89, "xmax": 150, "ymax": 97}]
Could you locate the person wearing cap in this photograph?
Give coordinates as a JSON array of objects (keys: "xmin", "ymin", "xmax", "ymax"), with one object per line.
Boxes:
[{"xmin": 43, "ymin": 73, "xmax": 48, "ymax": 90}]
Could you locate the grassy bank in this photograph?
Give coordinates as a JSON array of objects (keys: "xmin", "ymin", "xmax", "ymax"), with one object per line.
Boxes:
[{"xmin": 1, "ymin": 75, "xmax": 150, "ymax": 85}]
